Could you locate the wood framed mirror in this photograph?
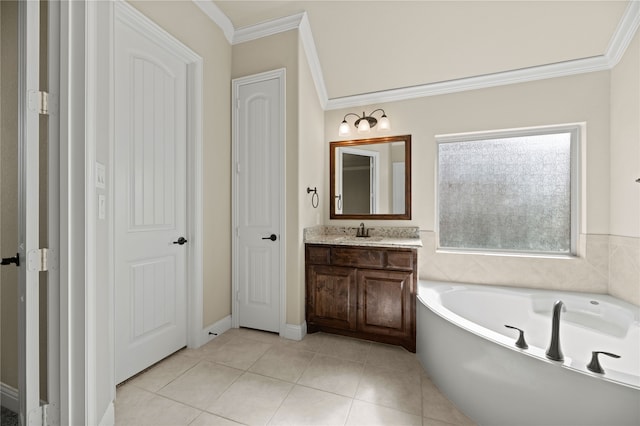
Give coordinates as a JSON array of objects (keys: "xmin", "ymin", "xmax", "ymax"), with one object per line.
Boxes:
[{"xmin": 330, "ymin": 135, "xmax": 411, "ymax": 220}]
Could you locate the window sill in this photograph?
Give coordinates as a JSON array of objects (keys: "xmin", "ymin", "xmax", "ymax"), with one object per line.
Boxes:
[{"xmin": 435, "ymin": 248, "xmax": 579, "ymax": 260}]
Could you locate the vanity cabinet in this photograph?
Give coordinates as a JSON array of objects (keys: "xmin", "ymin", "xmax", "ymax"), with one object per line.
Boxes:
[{"xmin": 305, "ymin": 244, "xmax": 416, "ymax": 352}]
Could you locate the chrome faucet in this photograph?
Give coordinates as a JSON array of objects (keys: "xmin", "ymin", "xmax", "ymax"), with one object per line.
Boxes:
[{"xmin": 546, "ymin": 300, "xmax": 566, "ymax": 362}]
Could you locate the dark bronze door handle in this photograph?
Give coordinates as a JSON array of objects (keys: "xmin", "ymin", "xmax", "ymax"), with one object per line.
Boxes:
[
  {"xmin": 1, "ymin": 253, "xmax": 20, "ymax": 267},
  {"xmin": 173, "ymin": 237, "xmax": 188, "ymax": 245},
  {"xmin": 262, "ymin": 234, "xmax": 277, "ymax": 241}
]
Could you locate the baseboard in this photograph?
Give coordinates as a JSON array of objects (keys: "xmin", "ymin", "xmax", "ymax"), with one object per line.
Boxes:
[
  {"xmin": 194, "ymin": 315, "xmax": 232, "ymax": 348},
  {"xmin": 0, "ymin": 382, "xmax": 19, "ymax": 413},
  {"xmin": 281, "ymin": 321, "xmax": 307, "ymax": 341},
  {"xmin": 98, "ymin": 401, "xmax": 114, "ymax": 426}
]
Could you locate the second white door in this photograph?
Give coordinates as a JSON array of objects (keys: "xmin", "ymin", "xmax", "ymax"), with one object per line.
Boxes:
[
  {"xmin": 114, "ymin": 13, "xmax": 188, "ymax": 383},
  {"xmin": 233, "ymin": 70, "xmax": 285, "ymax": 333}
]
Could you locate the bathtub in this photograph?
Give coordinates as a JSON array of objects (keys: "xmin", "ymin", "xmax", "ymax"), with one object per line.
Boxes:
[{"xmin": 417, "ymin": 280, "xmax": 640, "ymax": 426}]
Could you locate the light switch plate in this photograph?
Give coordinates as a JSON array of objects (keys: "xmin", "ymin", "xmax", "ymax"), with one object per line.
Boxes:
[
  {"xmin": 98, "ymin": 195, "xmax": 106, "ymax": 220},
  {"xmin": 96, "ymin": 162, "xmax": 106, "ymax": 189}
]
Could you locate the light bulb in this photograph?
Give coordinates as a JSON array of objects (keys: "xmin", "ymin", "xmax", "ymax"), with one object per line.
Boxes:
[
  {"xmin": 357, "ymin": 118, "xmax": 370, "ymax": 133},
  {"xmin": 338, "ymin": 120, "xmax": 351, "ymax": 136},
  {"xmin": 378, "ymin": 114, "xmax": 391, "ymax": 131}
]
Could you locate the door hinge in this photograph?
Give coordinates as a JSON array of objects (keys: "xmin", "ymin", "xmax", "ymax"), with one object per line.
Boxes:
[
  {"xmin": 28, "ymin": 90, "xmax": 57, "ymax": 115},
  {"xmin": 43, "ymin": 403, "xmax": 59, "ymax": 426},
  {"xmin": 27, "ymin": 248, "xmax": 57, "ymax": 272},
  {"xmin": 29, "ymin": 402, "xmax": 59, "ymax": 426}
]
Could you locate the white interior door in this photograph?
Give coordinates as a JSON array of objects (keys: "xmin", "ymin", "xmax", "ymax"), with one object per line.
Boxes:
[
  {"xmin": 233, "ymin": 70, "xmax": 285, "ymax": 333},
  {"xmin": 114, "ymin": 16, "xmax": 188, "ymax": 383}
]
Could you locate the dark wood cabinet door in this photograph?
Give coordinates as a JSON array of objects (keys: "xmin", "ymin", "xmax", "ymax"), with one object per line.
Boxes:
[
  {"xmin": 357, "ymin": 269, "xmax": 414, "ymax": 339},
  {"xmin": 307, "ymin": 265, "xmax": 358, "ymax": 331}
]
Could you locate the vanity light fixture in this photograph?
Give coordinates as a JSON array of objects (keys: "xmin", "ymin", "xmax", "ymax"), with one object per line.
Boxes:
[{"xmin": 338, "ymin": 109, "xmax": 390, "ymax": 136}]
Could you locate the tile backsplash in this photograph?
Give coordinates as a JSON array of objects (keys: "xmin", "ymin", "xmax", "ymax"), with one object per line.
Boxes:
[{"xmin": 418, "ymin": 232, "xmax": 639, "ymax": 306}]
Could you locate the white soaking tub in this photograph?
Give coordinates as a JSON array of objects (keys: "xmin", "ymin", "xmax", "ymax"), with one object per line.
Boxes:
[{"xmin": 417, "ymin": 280, "xmax": 640, "ymax": 426}]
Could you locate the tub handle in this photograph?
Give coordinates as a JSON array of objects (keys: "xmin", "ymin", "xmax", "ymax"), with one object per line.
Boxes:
[
  {"xmin": 587, "ymin": 351, "xmax": 621, "ymax": 374},
  {"xmin": 504, "ymin": 325, "xmax": 528, "ymax": 349}
]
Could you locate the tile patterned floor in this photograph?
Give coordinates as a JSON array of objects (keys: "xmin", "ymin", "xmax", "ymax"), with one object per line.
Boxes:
[{"xmin": 115, "ymin": 329, "xmax": 475, "ymax": 426}]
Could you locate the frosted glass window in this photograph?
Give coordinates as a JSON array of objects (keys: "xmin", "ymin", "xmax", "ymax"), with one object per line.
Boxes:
[{"xmin": 438, "ymin": 130, "xmax": 576, "ymax": 254}]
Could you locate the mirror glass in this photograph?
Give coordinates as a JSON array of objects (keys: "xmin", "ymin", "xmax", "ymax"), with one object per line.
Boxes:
[{"xmin": 330, "ymin": 135, "xmax": 411, "ymax": 219}]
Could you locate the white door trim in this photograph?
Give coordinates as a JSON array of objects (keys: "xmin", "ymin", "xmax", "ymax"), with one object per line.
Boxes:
[
  {"xmin": 58, "ymin": 0, "xmax": 89, "ymax": 422},
  {"xmin": 112, "ymin": 0, "xmax": 204, "ymax": 353},
  {"xmin": 17, "ymin": 0, "xmax": 42, "ymax": 423},
  {"xmin": 47, "ymin": 0, "xmax": 62, "ymax": 421},
  {"xmin": 231, "ymin": 68, "xmax": 286, "ymax": 335}
]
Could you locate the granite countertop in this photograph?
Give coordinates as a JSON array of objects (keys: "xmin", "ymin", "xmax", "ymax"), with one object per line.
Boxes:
[{"xmin": 304, "ymin": 225, "xmax": 422, "ymax": 248}]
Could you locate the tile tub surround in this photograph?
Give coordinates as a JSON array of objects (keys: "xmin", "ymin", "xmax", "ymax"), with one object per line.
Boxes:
[
  {"xmin": 304, "ymin": 225, "xmax": 422, "ymax": 248},
  {"xmin": 609, "ymin": 235, "xmax": 640, "ymax": 306},
  {"xmin": 418, "ymin": 231, "xmax": 640, "ymax": 306},
  {"xmin": 115, "ymin": 328, "xmax": 475, "ymax": 426}
]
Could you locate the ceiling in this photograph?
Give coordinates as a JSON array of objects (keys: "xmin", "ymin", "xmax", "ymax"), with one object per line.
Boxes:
[{"xmin": 214, "ymin": 1, "xmax": 631, "ymax": 102}]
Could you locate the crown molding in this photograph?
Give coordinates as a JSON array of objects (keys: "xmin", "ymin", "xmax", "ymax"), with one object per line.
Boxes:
[
  {"xmin": 233, "ymin": 12, "xmax": 304, "ymax": 45},
  {"xmin": 299, "ymin": 12, "xmax": 329, "ymax": 109},
  {"xmin": 325, "ymin": 55, "xmax": 611, "ymax": 110},
  {"xmin": 196, "ymin": 0, "xmax": 640, "ymax": 110},
  {"xmin": 605, "ymin": 0, "xmax": 640, "ymax": 67},
  {"xmin": 192, "ymin": 0, "xmax": 234, "ymax": 44}
]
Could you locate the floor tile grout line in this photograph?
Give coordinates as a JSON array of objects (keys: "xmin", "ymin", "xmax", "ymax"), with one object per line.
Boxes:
[
  {"xmin": 342, "ymin": 397, "xmax": 356, "ymax": 426},
  {"xmin": 140, "ymin": 360, "xmax": 248, "ymax": 418},
  {"xmin": 116, "ymin": 329, "xmax": 473, "ymax": 426},
  {"xmin": 148, "ymin": 354, "xmax": 208, "ymax": 394},
  {"xmin": 122, "ymin": 383, "xmax": 207, "ymax": 417},
  {"xmin": 263, "ymin": 377, "xmax": 297, "ymax": 426},
  {"xmin": 134, "ymin": 368, "xmax": 249, "ymax": 426}
]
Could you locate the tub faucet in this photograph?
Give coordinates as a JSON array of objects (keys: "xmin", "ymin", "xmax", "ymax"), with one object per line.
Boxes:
[{"xmin": 546, "ymin": 300, "xmax": 566, "ymax": 362}]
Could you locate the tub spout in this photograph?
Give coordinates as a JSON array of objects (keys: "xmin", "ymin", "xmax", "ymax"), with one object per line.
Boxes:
[{"xmin": 546, "ymin": 300, "xmax": 566, "ymax": 362}]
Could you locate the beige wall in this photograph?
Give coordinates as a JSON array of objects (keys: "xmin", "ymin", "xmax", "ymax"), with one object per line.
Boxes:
[
  {"xmin": 609, "ymin": 30, "xmax": 640, "ymax": 305},
  {"xmin": 610, "ymin": 30, "xmax": 640, "ymax": 238},
  {"xmin": 129, "ymin": 1, "xmax": 233, "ymax": 327},
  {"xmin": 325, "ymin": 71, "xmax": 621, "ymax": 298},
  {"xmin": 296, "ymin": 38, "xmax": 325, "ymax": 326}
]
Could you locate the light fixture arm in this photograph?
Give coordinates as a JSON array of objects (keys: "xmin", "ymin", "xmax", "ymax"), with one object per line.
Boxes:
[
  {"xmin": 367, "ymin": 108, "xmax": 386, "ymax": 118},
  {"xmin": 341, "ymin": 112, "xmax": 365, "ymax": 123},
  {"xmin": 341, "ymin": 109, "xmax": 387, "ymax": 128}
]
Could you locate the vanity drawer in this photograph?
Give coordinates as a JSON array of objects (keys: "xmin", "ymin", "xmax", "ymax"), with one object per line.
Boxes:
[
  {"xmin": 306, "ymin": 245, "xmax": 331, "ymax": 265},
  {"xmin": 332, "ymin": 247, "xmax": 384, "ymax": 269},
  {"xmin": 386, "ymin": 251, "xmax": 415, "ymax": 271}
]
